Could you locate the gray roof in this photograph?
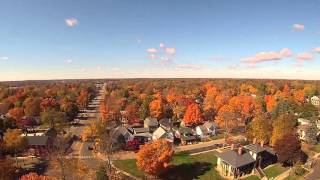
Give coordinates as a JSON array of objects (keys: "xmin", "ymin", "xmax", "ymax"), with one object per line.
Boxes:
[
  {"xmin": 203, "ymin": 121, "xmax": 217, "ymax": 130},
  {"xmin": 26, "ymin": 136, "xmax": 49, "ymax": 146},
  {"xmin": 133, "ymin": 127, "xmax": 149, "ymax": 134},
  {"xmin": 244, "ymin": 144, "xmax": 275, "ymax": 155},
  {"xmin": 159, "ymin": 118, "xmax": 171, "ymax": 128},
  {"xmin": 144, "ymin": 117, "xmax": 158, "ymax": 127},
  {"xmin": 216, "ymin": 150, "xmax": 255, "ymax": 168},
  {"xmin": 179, "ymin": 127, "xmax": 195, "ymax": 135},
  {"xmin": 181, "ymin": 135, "xmax": 197, "ymax": 141},
  {"xmin": 133, "ymin": 132, "xmax": 152, "ymax": 138}
]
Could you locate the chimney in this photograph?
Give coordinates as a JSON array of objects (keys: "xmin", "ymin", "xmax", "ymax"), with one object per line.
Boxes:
[
  {"xmin": 253, "ymin": 138, "xmax": 257, "ymax": 144},
  {"xmin": 231, "ymin": 144, "xmax": 234, "ymax": 150},
  {"xmin": 260, "ymin": 140, "xmax": 264, "ymax": 147},
  {"xmin": 238, "ymin": 147, "xmax": 242, "ymax": 155}
]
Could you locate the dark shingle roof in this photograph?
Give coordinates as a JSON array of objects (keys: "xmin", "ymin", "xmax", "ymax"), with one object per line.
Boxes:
[
  {"xmin": 216, "ymin": 150, "xmax": 255, "ymax": 168},
  {"xmin": 26, "ymin": 136, "xmax": 48, "ymax": 146},
  {"xmin": 133, "ymin": 127, "xmax": 149, "ymax": 134},
  {"xmin": 244, "ymin": 144, "xmax": 275, "ymax": 155},
  {"xmin": 181, "ymin": 135, "xmax": 197, "ymax": 141},
  {"xmin": 159, "ymin": 118, "xmax": 170, "ymax": 128},
  {"xmin": 144, "ymin": 117, "xmax": 158, "ymax": 127}
]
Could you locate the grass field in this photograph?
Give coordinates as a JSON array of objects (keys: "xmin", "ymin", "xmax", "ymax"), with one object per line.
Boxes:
[
  {"xmin": 264, "ymin": 164, "xmax": 288, "ymax": 179},
  {"xmin": 113, "ymin": 151, "xmax": 223, "ymax": 180}
]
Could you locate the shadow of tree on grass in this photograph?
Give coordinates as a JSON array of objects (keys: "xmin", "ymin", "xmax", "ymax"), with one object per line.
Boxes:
[{"xmin": 160, "ymin": 162, "xmax": 212, "ymax": 180}]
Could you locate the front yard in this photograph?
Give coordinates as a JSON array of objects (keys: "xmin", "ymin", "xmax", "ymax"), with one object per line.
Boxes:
[
  {"xmin": 264, "ymin": 164, "xmax": 288, "ymax": 179},
  {"xmin": 113, "ymin": 151, "xmax": 223, "ymax": 180}
]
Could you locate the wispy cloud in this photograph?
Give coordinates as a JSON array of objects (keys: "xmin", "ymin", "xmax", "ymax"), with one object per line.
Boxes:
[
  {"xmin": 296, "ymin": 52, "xmax": 313, "ymax": 61},
  {"xmin": 165, "ymin": 47, "xmax": 176, "ymax": 55},
  {"xmin": 146, "ymin": 48, "xmax": 158, "ymax": 54},
  {"xmin": 65, "ymin": 18, "xmax": 79, "ymax": 27},
  {"xmin": 176, "ymin": 64, "xmax": 202, "ymax": 70},
  {"xmin": 242, "ymin": 48, "xmax": 292, "ymax": 64},
  {"xmin": 293, "ymin": 24, "xmax": 305, "ymax": 31}
]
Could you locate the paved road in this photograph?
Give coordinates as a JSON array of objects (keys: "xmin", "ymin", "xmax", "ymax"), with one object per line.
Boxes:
[{"xmin": 305, "ymin": 159, "xmax": 320, "ymax": 180}]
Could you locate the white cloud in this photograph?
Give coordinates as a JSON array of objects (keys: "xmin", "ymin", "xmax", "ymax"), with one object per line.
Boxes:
[
  {"xmin": 0, "ymin": 56, "xmax": 9, "ymax": 60},
  {"xmin": 148, "ymin": 54, "xmax": 157, "ymax": 60},
  {"xmin": 146, "ymin": 48, "xmax": 158, "ymax": 54},
  {"xmin": 296, "ymin": 52, "xmax": 313, "ymax": 61},
  {"xmin": 65, "ymin": 59, "xmax": 73, "ymax": 64},
  {"xmin": 159, "ymin": 42, "xmax": 165, "ymax": 48},
  {"xmin": 314, "ymin": 47, "xmax": 320, "ymax": 53},
  {"xmin": 165, "ymin": 47, "xmax": 176, "ymax": 55},
  {"xmin": 81, "ymin": 68, "xmax": 87, "ymax": 72},
  {"xmin": 96, "ymin": 65, "xmax": 102, "ymax": 71},
  {"xmin": 65, "ymin": 18, "xmax": 79, "ymax": 27},
  {"xmin": 242, "ymin": 48, "xmax": 292, "ymax": 64},
  {"xmin": 293, "ymin": 24, "xmax": 305, "ymax": 31},
  {"xmin": 279, "ymin": 48, "xmax": 292, "ymax": 57}
]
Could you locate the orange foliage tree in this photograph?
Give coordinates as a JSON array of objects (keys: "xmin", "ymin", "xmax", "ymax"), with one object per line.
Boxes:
[
  {"xmin": 149, "ymin": 93, "xmax": 164, "ymax": 119},
  {"xmin": 215, "ymin": 104, "xmax": 237, "ymax": 133},
  {"xmin": 183, "ymin": 102, "xmax": 203, "ymax": 126},
  {"xmin": 136, "ymin": 140, "xmax": 174, "ymax": 176},
  {"xmin": 293, "ymin": 90, "xmax": 305, "ymax": 104},
  {"xmin": 20, "ymin": 172, "xmax": 50, "ymax": 180},
  {"xmin": 264, "ymin": 95, "xmax": 277, "ymax": 112},
  {"xmin": 8, "ymin": 107, "xmax": 24, "ymax": 122}
]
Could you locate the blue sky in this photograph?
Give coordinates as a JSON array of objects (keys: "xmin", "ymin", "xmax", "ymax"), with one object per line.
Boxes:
[{"xmin": 0, "ymin": 0, "xmax": 320, "ymax": 81}]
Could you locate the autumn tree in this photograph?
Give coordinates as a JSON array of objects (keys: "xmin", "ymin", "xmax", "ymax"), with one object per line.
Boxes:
[
  {"xmin": 271, "ymin": 98, "xmax": 298, "ymax": 118},
  {"xmin": 40, "ymin": 109, "xmax": 66, "ymax": 128},
  {"xmin": 20, "ymin": 172, "xmax": 50, "ymax": 180},
  {"xmin": 0, "ymin": 158, "xmax": 17, "ymax": 180},
  {"xmin": 60, "ymin": 98, "xmax": 78, "ymax": 121},
  {"xmin": 264, "ymin": 95, "xmax": 277, "ymax": 113},
  {"xmin": 247, "ymin": 113, "xmax": 272, "ymax": 143},
  {"xmin": 149, "ymin": 93, "xmax": 164, "ymax": 119},
  {"xmin": 183, "ymin": 102, "xmax": 204, "ymax": 126},
  {"xmin": 136, "ymin": 140, "xmax": 174, "ymax": 176},
  {"xmin": 125, "ymin": 102, "xmax": 139, "ymax": 121},
  {"xmin": 293, "ymin": 90, "xmax": 305, "ymax": 104},
  {"xmin": 77, "ymin": 90, "xmax": 89, "ymax": 109},
  {"xmin": 0, "ymin": 99, "xmax": 13, "ymax": 115},
  {"xmin": 40, "ymin": 98, "xmax": 59, "ymax": 112},
  {"xmin": 270, "ymin": 114, "xmax": 296, "ymax": 146},
  {"xmin": 215, "ymin": 104, "xmax": 237, "ymax": 133},
  {"xmin": 203, "ymin": 86, "xmax": 219, "ymax": 120},
  {"xmin": 139, "ymin": 95, "xmax": 152, "ymax": 120},
  {"xmin": 8, "ymin": 107, "xmax": 24, "ymax": 122},
  {"xmin": 23, "ymin": 97, "xmax": 41, "ymax": 117},
  {"xmin": 274, "ymin": 133, "xmax": 307, "ymax": 166},
  {"xmin": 3, "ymin": 129, "xmax": 27, "ymax": 154}
]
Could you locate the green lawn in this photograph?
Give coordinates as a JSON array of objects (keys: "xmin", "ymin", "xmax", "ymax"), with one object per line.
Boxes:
[
  {"xmin": 210, "ymin": 134, "xmax": 224, "ymax": 140},
  {"xmin": 264, "ymin": 164, "xmax": 288, "ymax": 179},
  {"xmin": 113, "ymin": 151, "xmax": 223, "ymax": 180}
]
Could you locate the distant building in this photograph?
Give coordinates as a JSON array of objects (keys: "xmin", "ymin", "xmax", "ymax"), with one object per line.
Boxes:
[
  {"xmin": 175, "ymin": 127, "xmax": 197, "ymax": 145},
  {"xmin": 25, "ymin": 136, "xmax": 50, "ymax": 156},
  {"xmin": 311, "ymin": 96, "xmax": 320, "ymax": 106}
]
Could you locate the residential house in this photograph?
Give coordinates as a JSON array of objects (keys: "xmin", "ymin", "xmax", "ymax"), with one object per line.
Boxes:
[
  {"xmin": 25, "ymin": 135, "xmax": 50, "ymax": 156},
  {"xmin": 152, "ymin": 127, "xmax": 174, "ymax": 143},
  {"xmin": 216, "ymin": 143, "xmax": 277, "ymax": 179},
  {"xmin": 244, "ymin": 143, "xmax": 277, "ymax": 168},
  {"xmin": 144, "ymin": 117, "xmax": 159, "ymax": 132},
  {"xmin": 203, "ymin": 121, "xmax": 217, "ymax": 136},
  {"xmin": 159, "ymin": 118, "xmax": 171, "ymax": 131},
  {"xmin": 195, "ymin": 125, "xmax": 210, "ymax": 140},
  {"xmin": 175, "ymin": 127, "xmax": 197, "ymax": 145},
  {"xmin": 133, "ymin": 132, "xmax": 152, "ymax": 144},
  {"xmin": 216, "ymin": 147, "xmax": 256, "ymax": 178},
  {"xmin": 297, "ymin": 124, "xmax": 309, "ymax": 141},
  {"xmin": 114, "ymin": 126, "xmax": 134, "ymax": 142}
]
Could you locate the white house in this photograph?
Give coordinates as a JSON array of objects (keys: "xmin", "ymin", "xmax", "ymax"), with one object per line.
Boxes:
[
  {"xmin": 195, "ymin": 125, "xmax": 210, "ymax": 139},
  {"xmin": 152, "ymin": 127, "xmax": 174, "ymax": 143},
  {"xmin": 203, "ymin": 121, "xmax": 217, "ymax": 136},
  {"xmin": 297, "ymin": 124, "xmax": 309, "ymax": 141},
  {"xmin": 115, "ymin": 126, "xmax": 134, "ymax": 142}
]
